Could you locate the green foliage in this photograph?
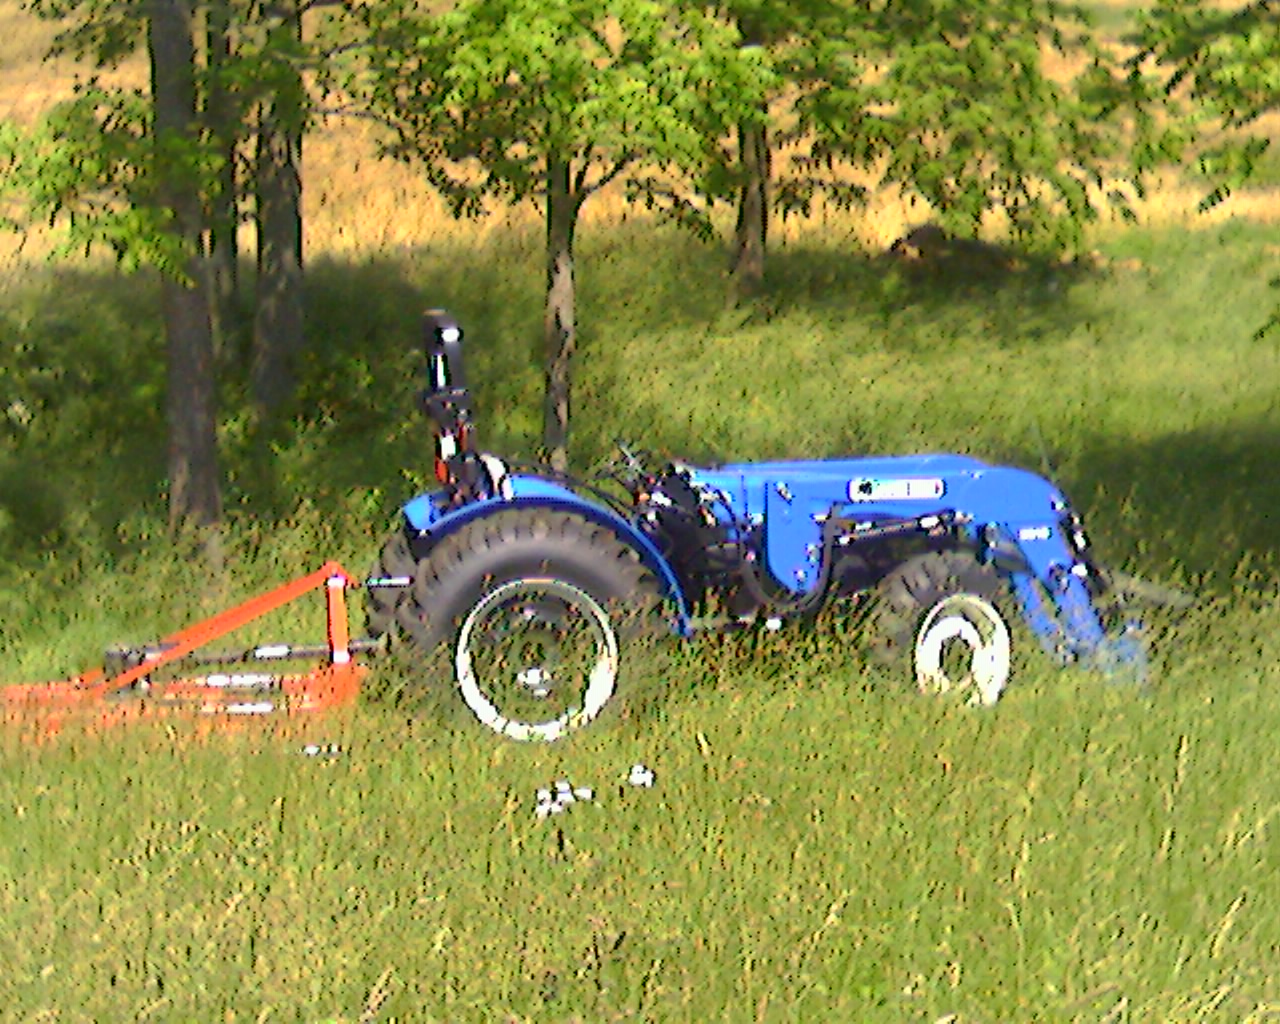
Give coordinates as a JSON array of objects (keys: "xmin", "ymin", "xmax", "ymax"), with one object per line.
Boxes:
[
  {"xmin": 680, "ymin": 0, "xmax": 1139, "ymax": 254},
  {"xmin": 361, "ymin": 0, "xmax": 775, "ymax": 461},
  {"xmin": 12, "ymin": 0, "xmax": 192, "ymax": 271},
  {"xmin": 6, "ymin": 86, "xmax": 197, "ymax": 273},
  {"xmin": 361, "ymin": 0, "xmax": 774, "ymax": 224},
  {"xmin": 1127, "ymin": 1, "xmax": 1280, "ymax": 207},
  {"xmin": 1134, "ymin": 0, "xmax": 1280, "ymax": 126},
  {"xmin": 1124, "ymin": 2, "xmax": 1280, "ymax": 337},
  {"xmin": 28, "ymin": 0, "xmax": 147, "ymax": 67},
  {"xmin": 0, "ymin": 118, "xmax": 26, "ymax": 230},
  {"xmin": 786, "ymin": 0, "xmax": 1133, "ymax": 250},
  {"xmin": 10, "ymin": 0, "xmax": 328, "ymax": 274}
]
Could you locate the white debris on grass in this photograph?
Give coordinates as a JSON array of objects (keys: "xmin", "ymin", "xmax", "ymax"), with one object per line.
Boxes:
[
  {"xmin": 533, "ymin": 769, "xmax": 648, "ymax": 819},
  {"xmin": 628, "ymin": 763, "xmax": 656, "ymax": 788},
  {"xmin": 535, "ymin": 778, "xmax": 598, "ymax": 819},
  {"xmin": 300, "ymin": 743, "xmax": 345, "ymax": 758}
]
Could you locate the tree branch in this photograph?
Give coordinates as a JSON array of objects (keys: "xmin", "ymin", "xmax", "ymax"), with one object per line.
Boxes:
[
  {"xmin": 580, "ymin": 152, "xmax": 637, "ymax": 198},
  {"xmin": 573, "ymin": 143, "xmax": 594, "ymax": 196}
]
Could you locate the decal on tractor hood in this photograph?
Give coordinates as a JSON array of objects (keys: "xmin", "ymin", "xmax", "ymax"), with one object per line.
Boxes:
[{"xmin": 847, "ymin": 477, "xmax": 945, "ymax": 502}]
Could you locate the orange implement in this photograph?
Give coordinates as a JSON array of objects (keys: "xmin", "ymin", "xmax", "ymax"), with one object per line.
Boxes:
[{"xmin": 1, "ymin": 562, "xmax": 371, "ymax": 736}]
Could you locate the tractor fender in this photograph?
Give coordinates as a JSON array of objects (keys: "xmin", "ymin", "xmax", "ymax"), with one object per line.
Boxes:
[{"xmin": 400, "ymin": 477, "xmax": 693, "ymax": 635}]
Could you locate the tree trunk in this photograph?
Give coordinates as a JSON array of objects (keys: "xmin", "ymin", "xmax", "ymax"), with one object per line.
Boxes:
[
  {"xmin": 731, "ymin": 117, "xmax": 770, "ymax": 302},
  {"xmin": 148, "ymin": 0, "xmax": 222, "ymax": 534},
  {"xmin": 204, "ymin": 0, "xmax": 239, "ymax": 356},
  {"xmin": 543, "ymin": 156, "xmax": 578, "ymax": 472},
  {"xmin": 251, "ymin": 2, "xmax": 304, "ymax": 424}
]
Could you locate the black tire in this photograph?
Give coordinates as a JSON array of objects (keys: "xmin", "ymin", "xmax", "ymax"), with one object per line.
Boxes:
[
  {"xmin": 867, "ymin": 550, "xmax": 1014, "ymax": 706},
  {"xmin": 395, "ymin": 508, "xmax": 663, "ymax": 741},
  {"xmin": 365, "ymin": 528, "xmax": 418, "ymax": 639}
]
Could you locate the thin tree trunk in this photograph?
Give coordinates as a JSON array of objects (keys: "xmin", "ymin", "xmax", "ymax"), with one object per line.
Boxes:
[
  {"xmin": 731, "ymin": 117, "xmax": 769, "ymax": 302},
  {"xmin": 149, "ymin": 0, "xmax": 222, "ymax": 534},
  {"xmin": 543, "ymin": 155, "xmax": 578, "ymax": 472},
  {"xmin": 204, "ymin": 0, "xmax": 239, "ymax": 356},
  {"xmin": 251, "ymin": 1, "xmax": 304, "ymax": 423}
]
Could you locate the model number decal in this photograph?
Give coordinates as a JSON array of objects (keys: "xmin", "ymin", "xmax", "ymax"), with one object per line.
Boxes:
[{"xmin": 847, "ymin": 477, "xmax": 945, "ymax": 502}]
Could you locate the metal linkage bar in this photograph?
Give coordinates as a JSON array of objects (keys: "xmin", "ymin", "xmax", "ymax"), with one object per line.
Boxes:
[
  {"xmin": 81, "ymin": 562, "xmax": 357, "ymax": 700},
  {"xmin": 832, "ymin": 509, "xmax": 961, "ymax": 546},
  {"xmin": 106, "ymin": 637, "xmax": 385, "ymax": 674}
]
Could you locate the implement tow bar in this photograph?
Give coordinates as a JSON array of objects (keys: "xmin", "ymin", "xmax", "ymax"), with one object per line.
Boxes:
[{"xmin": 1, "ymin": 563, "xmax": 384, "ymax": 736}]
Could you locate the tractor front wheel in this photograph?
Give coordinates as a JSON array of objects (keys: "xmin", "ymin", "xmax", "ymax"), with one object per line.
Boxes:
[
  {"xmin": 395, "ymin": 509, "xmax": 662, "ymax": 741},
  {"xmin": 868, "ymin": 551, "xmax": 1013, "ymax": 706}
]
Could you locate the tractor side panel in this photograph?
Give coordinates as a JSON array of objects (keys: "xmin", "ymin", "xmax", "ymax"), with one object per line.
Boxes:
[{"xmin": 761, "ymin": 483, "xmax": 829, "ymax": 594}]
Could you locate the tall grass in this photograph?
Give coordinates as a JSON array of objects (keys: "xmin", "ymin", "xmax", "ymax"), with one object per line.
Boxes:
[
  {"xmin": 6, "ymin": 217, "xmax": 1278, "ymax": 667},
  {"xmin": 5, "ymin": 0, "xmax": 1280, "ymax": 1006},
  {"xmin": 3, "ymin": 633, "xmax": 1280, "ymax": 1021},
  {"xmin": 2, "ymin": 210, "xmax": 1280, "ymax": 1017}
]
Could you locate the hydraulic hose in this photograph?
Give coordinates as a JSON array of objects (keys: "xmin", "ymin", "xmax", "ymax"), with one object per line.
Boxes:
[{"xmin": 737, "ymin": 516, "xmax": 843, "ymax": 619}]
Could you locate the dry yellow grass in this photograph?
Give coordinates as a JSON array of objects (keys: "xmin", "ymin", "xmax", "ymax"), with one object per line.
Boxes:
[
  {"xmin": 302, "ymin": 118, "xmax": 538, "ymax": 255},
  {"xmin": 303, "ymin": 116, "xmax": 1280, "ymax": 261},
  {"xmin": 3, "ymin": 0, "xmax": 1280, "ymax": 269}
]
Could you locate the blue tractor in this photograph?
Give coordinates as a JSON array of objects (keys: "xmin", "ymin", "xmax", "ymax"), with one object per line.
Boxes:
[{"xmin": 367, "ymin": 312, "xmax": 1154, "ymax": 741}]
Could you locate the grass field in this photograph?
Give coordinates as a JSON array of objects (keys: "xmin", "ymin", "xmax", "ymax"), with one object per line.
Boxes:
[
  {"xmin": 6, "ymin": 1, "xmax": 1280, "ymax": 1020},
  {"xmin": 3, "ymin": 212, "xmax": 1280, "ymax": 1021}
]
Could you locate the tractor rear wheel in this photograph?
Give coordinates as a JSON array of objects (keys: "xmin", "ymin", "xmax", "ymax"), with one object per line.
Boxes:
[
  {"xmin": 365, "ymin": 528, "xmax": 417, "ymax": 639},
  {"xmin": 394, "ymin": 509, "xmax": 663, "ymax": 741},
  {"xmin": 868, "ymin": 551, "xmax": 1013, "ymax": 706}
]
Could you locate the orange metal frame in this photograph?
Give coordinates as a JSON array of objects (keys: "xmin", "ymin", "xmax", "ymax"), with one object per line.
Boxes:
[{"xmin": 1, "ymin": 562, "xmax": 367, "ymax": 735}]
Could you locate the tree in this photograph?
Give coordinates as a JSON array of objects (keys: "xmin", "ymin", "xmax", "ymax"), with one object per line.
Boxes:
[
  {"xmin": 1125, "ymin": 1, "xmax": 1280, "ymax": 333},
  {"xmin": 202, "ymin": 0, "xmax": 237, "ymax": 346},
  {"xmin": 148, "ymin": 0, "xmax": 222, "ymax": 531},
  {"xmin": 0, "ymin": 121, "xmax": 29, "ymax": 230},
  {"xmin": 711, "ymin": 0, "xmax": 1132, "ymax": 299},
  {"xmin": 248, "ymin": 0, "xmax": 307, "ymax": 421},
  {"xmin": 718, "ymin": 0, "xmax": 847, "ymax": 299},
  {"xmin": 12, "ymin": 0, "xmax": 330, "ymax": 528},
  {"xmin": 14, "ymin": 0, "xmax": 224, "ymax": 531},
  {"xmin": 362, "ymin": 0, "xmax": 773, "ymax": 470},
  {"xmin": 1126, "ymin": 1, "xmax": 1278, "ymax": 207}
]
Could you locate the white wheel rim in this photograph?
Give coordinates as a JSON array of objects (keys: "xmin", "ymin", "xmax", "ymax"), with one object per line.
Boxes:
[
  {"xmin": 455, "ymin": 578, "xmax": 619, "ymax": 742},
  {"xmin": 914, "ymin": 593, "xmax": 1011, "ymax": 706}
]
